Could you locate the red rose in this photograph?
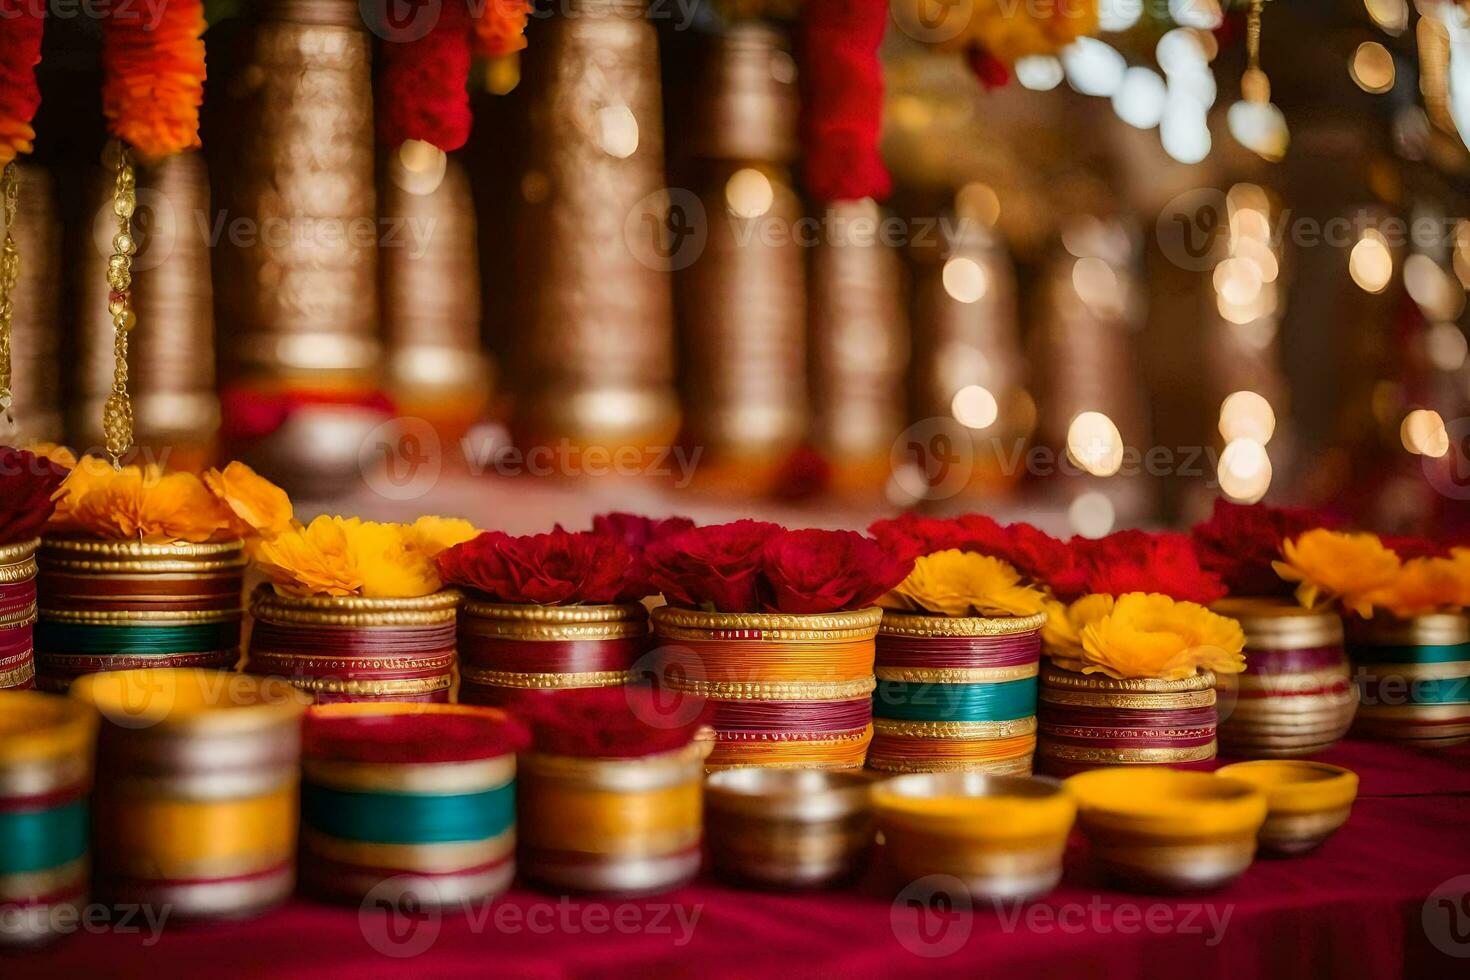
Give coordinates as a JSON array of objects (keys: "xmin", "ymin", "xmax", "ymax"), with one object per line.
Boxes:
[
  {"xmin": 1003, "ymin": 522, "xmax": 1089, "ymax": 600},
  {"xmin": 591, "ymin": 512, "xmax": 696, "ymax": 550},
  {"xmin": 642, "ymin": 520, "xmax": 779, "ymax": 612},
  {"xmin": 870, "ymin": 513, "xmax": 1083, "ymax": 597},
  {"xmin": 1076, "ymin": 530, "xmax": 1227, "ymax": 604},
  {"xmin": 0, "ymin": 447, "xmax": 69, "ymax": 545},
  {"xmin": 436, "ymin": 527, "xmax": 643, "ymax": 605},
  {"xmin": 1191, "ymin": 499, "xmax": 1340, "ymax": 596},
  {"xmin": 762, "ymin": 528, "xmax": 914, "ymax": 614}
]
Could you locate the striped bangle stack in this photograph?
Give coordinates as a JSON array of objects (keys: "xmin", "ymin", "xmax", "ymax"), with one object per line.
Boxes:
[
  {"xmin": 35, "ymin": 538, "xmax": 245, "ymax": 690},
  {"xmin": 1348, "ymin": 612, "xmax": 1470, "ymax": 748},
  {"xmin": 0, "ymin": 540, "xmax": 39, "ymax": 690},
  {"xmin": 868, "ymin": 611, "xmax": 1045, "ymax": 775}
]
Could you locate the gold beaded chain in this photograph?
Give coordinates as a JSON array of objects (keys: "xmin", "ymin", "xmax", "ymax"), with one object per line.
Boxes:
[
  {"xmin": 0, "ymin": 161, "xmax": 19, "ymax": 427},
  {"xmin": 103, "ymin": 143, "xmax": 138, "ymax": 468},
  {"xmin": 1241, "ymin": 0, "xmax": 1271, "ymax": 105}
]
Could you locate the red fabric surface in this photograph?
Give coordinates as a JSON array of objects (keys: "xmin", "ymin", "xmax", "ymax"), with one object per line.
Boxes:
[{"xmin": 9, "ymin": 739, "xmax": 1469, "ymax": 978}]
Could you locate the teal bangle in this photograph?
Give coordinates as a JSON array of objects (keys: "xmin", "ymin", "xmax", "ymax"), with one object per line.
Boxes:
[
  {"xmin": 1403, "ymin": 676, "xmax": 1470, "ymax": 706},
  {"xmin": 874, "ymin": 677, "xmax": 1038, "ymax": 723},
  {"xmin": 36, "ymin": 621, "xmax": 241, "ymax": 656},
  {"xmin": 0, "ymin": 800, "xmax": 88, "ymax": 875},
  {"xmin": 1351, "ymin": 643, "xmax": 1470, "ymax": 665},
  {"xmin": 302, "ymin": 782, "xmax": 515, "ymax": 845}
]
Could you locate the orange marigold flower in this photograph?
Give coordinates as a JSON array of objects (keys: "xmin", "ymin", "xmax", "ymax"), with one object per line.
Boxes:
[
  {"xmin": 1365, "ymin": 551, "xmax": 1470, "ymax": 619},
  {"xmin": 252, "ymin": 515, "xmax": 472, "ymax": 598},
  {"xmin": 48, "ymin": 459, "xmax": 234, "ymax": 543},
  {"xmin": 880, "ymin": 550, "xmax": 1048, "ymax": 618},
  {"xmin": 473, "ymin": 0, "xmax": 532, "ymax": 57},
  {"xmin": 203, "ymin": 461, "xmax": 294, "ymax": 540},
  {"xmin": 406, "ymin": 515, "xmax": 480, "ymax": 556},
  {"xmin": 1273, "ymin": 529, "xmax": 1402, "ymax": 618},
  {"xmin": 100, "ymin": 0, "xmax": 207, "ymax": 160},
  {"xmin": 1079, "ymin": 592, "xmax": 1246, "ymax": 681},
  {"xmin": 253, "ymin": 515, "xmax": 364, "ymax": 597},
  {"xmin": 1040, "ymin": 593, "xmax": 1114, "ymax": 671}
]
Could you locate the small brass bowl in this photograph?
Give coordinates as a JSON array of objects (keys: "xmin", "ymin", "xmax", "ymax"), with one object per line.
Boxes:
[
  {"xmin": 872, "ymin": 772, "xmax": 1074, "ymax": 901},
  {"xmin": 705, "ymin": 768, "xmax": 876, "ymax": 889},
  {"xmin": 1065, "ymin": 768, "xmax": 1267, "ymax": 893},
  {"xmin": 1215, "ymin": 760, "xmax": 1358, "ymax": 857}
]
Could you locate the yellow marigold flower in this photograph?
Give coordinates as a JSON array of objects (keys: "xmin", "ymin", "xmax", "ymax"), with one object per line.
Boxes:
[
  {"xmin": 407, "ymin": 516, "xmax": 480, "ymax": 556},
  {"xmin": 344, "ymin": 519, "xmax": 443, "ymax": 599},
  {"xmin": 912, "ymin": 0, "xmax": 1100, "ymax": 64},
  {"xmin": 203, "ymin": 462, "xmax": 294, "ymax": 539},
  {"xmin": 1272, "ymin": 530, "xmax": 1402, "ymax": 618},
  {"xmin": 253, "ymin": 515, "xmax": 363, "ymax": 597},
  {"xmin": 1079, "ymin": 592, "xmax": 1246, "ymax": 681},
  {"xmin": 1041, "ymin": 593, "xmax": 1115, "ymax": 670},
  {"xmin": 1365, "ymin": 553, "xmax": 1470, "ymax": 619},
  {"xmin": 880, "ymin": 550, "xmax": 1048, "ymax": 618}
]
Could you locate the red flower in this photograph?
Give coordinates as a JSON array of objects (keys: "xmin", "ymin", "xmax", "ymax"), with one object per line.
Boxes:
[
  {"xmin": 376, "ymin": 0, "xmax": 474, "ymax": 151},
  {"xmin": 798, "ymin": 0, "xmax": 891, "ymax": 203},
  {"xmin": 1005, "ymin": 522, "xmax": 1089, "ymax": 600},
  {"xmin": 1380, "ymin": 535, "xmax": 1452, "ymax": 561},
  {"xmin": 591, "ymin": 512, "xmax": 695, "ymax": 550},
  {"xmin": 505, "ymin": 686, "xmax": 709, "ymax": 759},
  {"xmin": 0, "ymin": 447, "xmax": 69, "ymax": 545},
  {"xmin": 642, "ymin": 520, "xmax": 779, "ymax": 612},
  {"xmin": 1075, "ymin": 530, "xmax": 1227, "ymax": 605},
  {"xmin": 436, "ymin": 527, "xmax": 643, "ymax": 605},
  {"xmin": 1191, "ymin": 499, "xmax": 1339, "ymax": 597},
  {"xmin": 869, "ymin": 513, "xmax": 1084, "ymax": 598},
  {"xmin": 762, "ymin": 528, "xmax": 913, "ymax": 614}
]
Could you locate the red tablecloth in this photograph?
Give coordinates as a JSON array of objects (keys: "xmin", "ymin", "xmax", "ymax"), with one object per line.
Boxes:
[{"xmin": 9, "ymin": 740, "xmax": 1470, "ymax": 979}]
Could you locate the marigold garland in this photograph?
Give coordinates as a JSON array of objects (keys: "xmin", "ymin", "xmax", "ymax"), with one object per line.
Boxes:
[
  {"xmin": 798, "ymin": 0, "xmax": 891, "ymax": 203},
  {"xmin": 0, "ymin": 0, "xmax": 45, "ymax": 167},
  {"xmin": 100, "ymin": 0, "xmax": 207, "ymax": 161},
  {"xmin": 881, "ymin": 550, "xmax": 1048, "ymax": 618},
  {"xmin": 473, "ymin": 0, "xmax": 532, "ymax": 57}
]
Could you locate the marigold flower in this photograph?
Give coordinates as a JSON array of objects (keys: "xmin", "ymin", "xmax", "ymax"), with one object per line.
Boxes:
[
  {"xmin": 1364, "ymin": 551, "xmax": 1470, "ymax": 619},
  {"xmin": 1079, "ymin": 592, "xmax": 1246, "ymax": 681},
  {"xmin": 253, "ymin": 515, "xmax": 363, "ymax": 597},
  {"xmin": 882, "ymin": 550, "xmax": 1047, "ymax": 618},
  {"xmin": 203, "ymin": 461, "xmax": 293, "ymax": 539},
  {"xmin": 48, "ymin": 460, "xmax": 235, "ymax": 543},
  {"xmin": 1273, "ymin": 529, "xmax": 1402, "ymax": 618},
  {"xmin": 1040, "ymin": 593, "xmax": 1115, "ymax": 670}
]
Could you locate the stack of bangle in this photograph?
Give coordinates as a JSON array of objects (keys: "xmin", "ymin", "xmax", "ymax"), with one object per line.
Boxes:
[
  {"xmin": 245, "ymin": 587, "xmax": 460, "ymax": 703},
  {"xmin": 299, "ymin": 703, "xmax": 524, "ymax": 906},
  {"xmin": 70, "ymin": 667, "xmax": 309, "ymax": 919},
  {"xmin": 0, "ymin": 540, "xmax": 39, "ymax": 690},
  {"xmin": 868, "ymin": 610, "xmax": 1044, "ymax": 774},
  {"xmin": 35, "ymin": 539, "xmax": 245, "ymax": 690},
  {"xmin": 0, "ymin": 691, "xmax": 97, "ymax": 945},
  {"xmin": 1348, "ymin": 612, "xmax": 1470, "ymax": 748},
  {"xmin": 650, "ymin": 606, "xmax": 880, "ymax": 770}
]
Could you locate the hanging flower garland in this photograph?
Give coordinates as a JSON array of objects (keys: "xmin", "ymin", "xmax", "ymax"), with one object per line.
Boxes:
[
  {"xmin": 0, "ymin": 1, "xmax": 46, "ymax": 426},
  {"xmin": 798, "ymin": 0, "xmax": 891, "ymax": 203},
  {"xmin": 473, "ymin": 0, "xmax": 533, "ymax": 59}
]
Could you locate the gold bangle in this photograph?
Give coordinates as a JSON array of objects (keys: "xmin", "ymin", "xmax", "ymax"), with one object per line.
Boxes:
[
  {"xmin": 286, "ymin": 674, "xmax": 452, "ymax": 696},
  {"xmin": 0, "ymin": 539, "xmax": 40, "ymax": 566},
  {"xmin": 302, "ymin": 828, "xmax": 515, "ymax": 873},
  {"xmin": 304, "ymin": 756, "xmax": 515, "ymax": 795},
  {"xmin": 460, "ymin": 668, "xmax": 630, "ymax": 690},
  {"xmin": 1348, "ymin": 612, "xmax": 1470, "ymax": 647},
  {"xmin": 1040, "ymin": 689, "xmax": 1217, "ymax": 710},
  {"xmin": 248, "ymin": 651, "xmax": 455, "ymax": 673},
  {"xmin": 40, "ymin": 538, "xmax": 244, "ymax": 561},
  {"xmin": 0, "ymin": 557, "xmax": 37, "ymax": 585},
  {"xmin": 867, "ymin": 753, "xmax": 1035, "ymax": 776},
  {"xmin": 0, "ymin": 658, "xmax": 35, "ymax": 689},
  {"xmin": 1040, "ymin": 665, "xmax": 1216, "ymax": 693},
  {"xmin": 459, "ymin": 619, "xmax": 647, "ymax": 642},
  {"xmin": 663, "ymin": 676, "xmax": 876, "ymax": 701},
  {"xmin": 0, "ymin": 604, "xmax": 37, "ymax": 629},
  {"xmin": 39, "ymin": 607, "xmax": 242, "ymax": 625},
  {"xmin": 1038, "ymin": 741, "xmax": 1217, "ymax": 764},
  {"xmin": 876, "ymin": 663, "xmax": 1038, "ymax": 684},
  {"xmin": 1222, "ymin": 666, "xmax": 1351, "ymax": 692},
  {"xmin": 0, "ymin": 857, "xmax": 88, "ymax": 903},
  {"xmin": 873, "ymin": 717, "xmax": 1037, "ymax": 739},
  {"xmin": 878, "ymin": 610, "xmax": 1047, "ymax": 638},
  {"xmin": 460, "ymin": 600, "xmax": 647, "ymax": 625},
  {"xmin": 40, "ymin": 558, "xmax": 247, "ymax": 575},
  {"xmin": 651, "ymin": 605, "xmax": 881, "ymax": 642},
  {"xmin": 1352, "ymin": 660, "xmax": 1470, "ymax": 682}
]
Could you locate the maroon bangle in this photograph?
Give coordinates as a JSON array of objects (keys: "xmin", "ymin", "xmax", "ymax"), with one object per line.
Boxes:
[
  {"xmin": 0, "ymin": 627, "xmax": 32, "ymax": 657},
  {"xmin": 1244, "ymin": 646, "xmax": 1348, "ymax": 674},
  {"xmin": 0, "ymin": 577, "xmax": 36, "ymax": 614},
  {"xmin": 876, "ymin": 631, "xmax": 1040, "ymax": 670},
  {"xmin": 252, "ymin": 621, "xmax": 456, "ymax": 657},
  {"xmin": 711, "ymin": 697, "xmax": 873, "ymax": 735},
  {"xmin": 40, "ymin": 570, "xmax": 243, "ymax": 603},
  {"xmin": 458, "ymin": 635, "xmax": 646, "ymax": 675}
]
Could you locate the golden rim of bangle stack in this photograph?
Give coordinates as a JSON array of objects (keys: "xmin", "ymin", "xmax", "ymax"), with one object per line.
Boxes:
[
  {"xmin": 0, "ymin": 604, "xmax": 37, "ymax": 629},
  {"xmin": 0, "ymin": 540, "xmax": 40, "ymax": 582},
  {"xmin": 251, "ymin": 585, "xmax": 461, "ymax": 627},
  {"xmin": 1040, "ymin": 665, "xmax": 1216, "ymax": 693},
  {"xmin": 38, "ymin": 607, "xmax": 241, "ymax": 625},
  {"xmin": 460, "ymin": 668, "xmax": 631, "ymax": 690},
  {"xmin": 0, "ymin": 539, "xmax": 40, "ymax": 566},
  {"xmin": 288, "ymin": 675, "xmax": 453, "ymax": 697},
  {"xmin": 459, "ymin": 605, "xmax": 648, "ymax": 642},
  {"xmin": 876, "ymin": 664, "xmax": 1039, "ymax": 684},
  {"xmin": 873, "ymin": 717, "xmax": 1038, "ymax": 739},
  {"xmin": 1211, "ymin": 597, "xmax": 1343, "ymax": 650},
  {"xmin": 878, "ymin": 610, "xmax": 1047, "ymax": 638},
  {"xmin": 1040, "ymin": 741, "xmax": 1218, "ymax": 764},
  {"xmin": 663, "ymin": 677, "xmax": 877, "ymax": 701},
  {"xmin": 520, "ymin": 740, "xmax": 713, "ymax": 790},
  {"xmin": 651, "ymin": 605, "xmax": 882, "ymax": 642},
  {"xmin": 39, "ymin": 537, "xmax": 247, "ymax": 574},
  {"xmin": 1349, "ymin": 612, "xmax": 1470, "ymax": 647}
]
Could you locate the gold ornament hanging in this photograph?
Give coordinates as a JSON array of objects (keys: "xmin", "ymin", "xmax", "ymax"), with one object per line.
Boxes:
[
  {"xmin": 1241, "ymin": 0, "xmax": 1270, "ymax": 104},
  {"xmin": 102, "ymin": 143, "xmax": 138, "ymax": 467},
  {"xmin": 0, "ymin": 161, "xmax": 18, "ymax": 426}
]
